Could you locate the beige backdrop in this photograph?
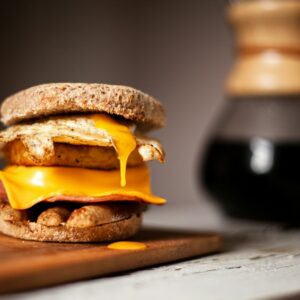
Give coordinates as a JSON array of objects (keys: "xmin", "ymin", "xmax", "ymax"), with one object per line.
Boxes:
[{"xmin": 0, "ymin": 0, "xmax": 232, "ymax": 212}]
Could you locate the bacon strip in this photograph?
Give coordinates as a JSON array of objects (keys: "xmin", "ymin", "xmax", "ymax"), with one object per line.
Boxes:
[
  {"xmin": 45, "ymin": 194, "xmax": 143, "ymax": 203},
  {"xmin": 0, "ymin": 182, "xmax": 146, "ymax": 205},
  {"xmin": 0, "ymin": 182, "xmax": 8, "ymax": 203}
]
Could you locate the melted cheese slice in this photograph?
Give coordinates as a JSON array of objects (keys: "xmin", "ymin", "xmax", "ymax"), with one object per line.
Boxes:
[
  {"xmin": 91, "ymin": 114, "xmax": 136, "ymax": 187},
  {"xmin": 0, "ymin": 165, "xmax": 166, "ymax": 210}
]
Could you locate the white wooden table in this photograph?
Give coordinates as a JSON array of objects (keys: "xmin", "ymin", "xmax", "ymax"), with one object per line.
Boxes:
[{"xmin": 4, "ymin": 203, "xmax": 300, "ymax": 300}]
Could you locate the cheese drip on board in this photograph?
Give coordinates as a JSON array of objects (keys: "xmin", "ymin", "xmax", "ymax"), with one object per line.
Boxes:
[
  {"xmin": 0, "ymin": 165, "xmax": 166, "ymax": 210},
  {"xmin": 107, "ymin": 241, "xmax": 147, "ymax": 250},
  {"xmin": 91, "ymin": 114, "xmax": 136, "ymax": 187}
]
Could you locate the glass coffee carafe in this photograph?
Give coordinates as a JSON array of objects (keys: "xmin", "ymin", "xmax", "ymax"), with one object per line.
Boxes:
[{"xmin": 201, "ymin": 0, "xmax": 300, "ymax": 225}]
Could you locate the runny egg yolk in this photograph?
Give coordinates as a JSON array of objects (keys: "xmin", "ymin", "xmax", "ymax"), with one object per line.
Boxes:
[{"xmin": 91, "ymin": 114, "xmax": 137, "ymax": 187}]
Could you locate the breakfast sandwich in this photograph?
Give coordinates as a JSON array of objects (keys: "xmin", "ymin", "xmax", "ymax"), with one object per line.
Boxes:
[{"xmin": 0, "ymin": 83, "xmax": 166, "ymax": 242}]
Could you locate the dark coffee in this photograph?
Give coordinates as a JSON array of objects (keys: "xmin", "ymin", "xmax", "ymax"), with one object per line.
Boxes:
[{"xmin": 201, "ymin": 138, "xmax": 300, "ymax": 225}]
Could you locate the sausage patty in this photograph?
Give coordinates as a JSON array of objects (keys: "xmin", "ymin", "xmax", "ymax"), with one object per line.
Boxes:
[{"xmin": 4, "ymin": 140, "xmax": 144, "ymax": 169}]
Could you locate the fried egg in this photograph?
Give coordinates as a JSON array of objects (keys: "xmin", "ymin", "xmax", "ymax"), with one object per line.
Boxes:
[{"xmin": 0, "ymin": 115, "xmax": 165, "ymax": 164}]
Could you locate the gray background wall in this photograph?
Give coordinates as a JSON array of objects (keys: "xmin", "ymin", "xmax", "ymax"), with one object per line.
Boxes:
[{"xmin": 0, "ymin": 0, "xmax": 232, "ymax": 212}]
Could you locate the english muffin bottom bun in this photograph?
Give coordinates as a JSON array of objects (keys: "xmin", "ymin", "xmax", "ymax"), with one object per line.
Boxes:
[{"xmin": 0, "ymin": 83, "xmax": 166, "ymax": 242}]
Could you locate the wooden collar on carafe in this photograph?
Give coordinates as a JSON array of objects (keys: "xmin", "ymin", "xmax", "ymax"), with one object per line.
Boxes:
[{"xmin": 225, "ymin": 0, "xmax": 300, "ymax": 97}]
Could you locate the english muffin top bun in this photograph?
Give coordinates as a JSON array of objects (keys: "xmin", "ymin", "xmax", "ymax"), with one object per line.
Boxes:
[{"xmin": 1, "ymin": 83, "xmax": 165, "ymax": 129}]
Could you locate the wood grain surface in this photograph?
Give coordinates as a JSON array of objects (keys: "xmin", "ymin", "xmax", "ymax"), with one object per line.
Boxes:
[{"xmin": 0, "ymin": 227, "xmax": 221, "ymax": 294}]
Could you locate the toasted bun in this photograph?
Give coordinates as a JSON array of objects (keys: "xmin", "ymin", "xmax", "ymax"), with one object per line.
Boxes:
[
  {"xmin": 0, "ymin": 211, "xmax": 142, "ymax": 243},
  {"xmin": 1, "ymin": 83, "xmax": 165, "ymax": 129}
]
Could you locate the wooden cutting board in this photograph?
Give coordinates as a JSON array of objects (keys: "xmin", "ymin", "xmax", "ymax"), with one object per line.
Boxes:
[{"xmin": 0, "ymin": 227, "xmax": 221, "ymax": 294}]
